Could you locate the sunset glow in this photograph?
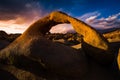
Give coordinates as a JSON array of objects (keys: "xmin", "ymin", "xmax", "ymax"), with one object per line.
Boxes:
[
  {"xmin": 0, "ymin": 19, "xmax": 28, "ymax": 33},
  {"xmin": 0, "ymin": 0, "xmax": 120, "ymax": 33}
]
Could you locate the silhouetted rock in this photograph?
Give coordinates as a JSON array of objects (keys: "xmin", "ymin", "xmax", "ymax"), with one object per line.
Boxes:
[
  {"xmin": 0, "ymin": 31, "xmax": 10, "ymax": 50},
  {"xmin": 8, "ymin": 34, "xmax": 21, "ymax": 42},
  {"xmin": 0, "ymin": 30, "xmax": 9, "ymax": 40}
]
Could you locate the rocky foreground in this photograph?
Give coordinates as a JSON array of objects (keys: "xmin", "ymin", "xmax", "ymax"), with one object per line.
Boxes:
[
  {"xmin": 0, "ymin": 11, "xmax": 120, "ymax": 80},
  {"xmin": 0, "ymin": 30, "xmax": 120, "ymax": 50}
]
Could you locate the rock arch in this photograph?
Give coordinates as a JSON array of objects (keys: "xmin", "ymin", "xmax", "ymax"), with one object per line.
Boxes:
[
  {"xmin": 0, "ymin": 11, "xmax": 116, "ymax": 79},
  {"xmin": 23, "ymin": 11, "xmax": 114, "ymax": 64}
]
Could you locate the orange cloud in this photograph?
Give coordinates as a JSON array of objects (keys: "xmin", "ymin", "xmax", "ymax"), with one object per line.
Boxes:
[
  {"xmin": 0, "ymin": 19, "xmax": 28, "ymax": 33},
  {"xmin": 15, "ymin": 17, "xmax": 26, "ymax": 24},
  {"xmin": 0, "ymin": 8, "xmax": 43, "ymax": 33}
]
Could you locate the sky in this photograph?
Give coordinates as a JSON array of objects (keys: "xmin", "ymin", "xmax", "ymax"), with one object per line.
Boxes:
[{"xmin": 0, "ymin": 0, "xmax": 120, "ymax": 33}]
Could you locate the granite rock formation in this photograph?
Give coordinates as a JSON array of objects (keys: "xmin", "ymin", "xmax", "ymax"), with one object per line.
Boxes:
[{"xmin": 0, "ymin": 11, "xmax": 119, "ymax": 80}]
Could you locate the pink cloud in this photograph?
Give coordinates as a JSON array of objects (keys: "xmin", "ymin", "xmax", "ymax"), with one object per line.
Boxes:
[{"xmin": 84, "ymin": 12, "xmax": 120, "ymax": 30}]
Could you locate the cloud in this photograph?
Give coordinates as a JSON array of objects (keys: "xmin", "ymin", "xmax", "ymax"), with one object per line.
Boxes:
[
  {"xmin": 0, "ymin": 0, "xmax": 120, "ymax": 34},
  {"xmin": 0, "ymin": 0, "xmax": 47, "ymax": 33},
  {"xmin": 84, "ymin": 12, "xmax": 120, "ymax": 30},
  {"xmin": 0, "ymin": 19, "xmax": 28, "ymax": 33},
  {"xmin": 86, "ymin": 15, "xmax": 98, "ymax": 23},
  {"xmin": 78, "ymin": 11, "xmax": 101, "ymax": 21},
  {"xmin": 0, "ymin": 0, "xmax": 82, "ymax": 33},
  {"xmin": 0, "ymin": 0, "xmax": 45, "ymax": 20}
]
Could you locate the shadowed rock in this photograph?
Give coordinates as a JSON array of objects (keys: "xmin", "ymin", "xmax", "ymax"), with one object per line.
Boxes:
[
  {"xmin": 0, "ymin": 11, "xmax": 117, "ymax": 80},
  {"xmin": 0, "ymin": 40, "xmax": 10, "ymax": 50},
  {"xmin": 0, "ymin": 31, "xmax": 10, "ymax": 50},
  {"xmin": 0, "ymin": 30, "xmax": 8, "ymax": 40},
  {"xmin": 0, "ymin": 12, "xmax": 88, "ymax": 79}
]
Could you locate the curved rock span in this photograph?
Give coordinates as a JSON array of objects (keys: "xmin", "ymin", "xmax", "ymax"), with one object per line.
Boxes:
[{"xmin": 0, "ymin": 11, "xmax": 118, "ymax": 80}]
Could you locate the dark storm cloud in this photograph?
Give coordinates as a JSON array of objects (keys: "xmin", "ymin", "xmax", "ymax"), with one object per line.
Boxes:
[
  {"xmin": 36, "ymin": 0, "xmax": 79, "ymax": 14},
  {"xmin": 0, "ymin": 0, "xmax": 85, "ymax": 20},
  {"xmin": 1, "ymin": 0, "xmax": 120, "ymax": 21},
  {"xmin": 0, "ymin": 0, "xmax": 39, "ymax": 12},
  {"xmin": 0, "ymin": 0, "xmax": 42, "ymax": 20}
]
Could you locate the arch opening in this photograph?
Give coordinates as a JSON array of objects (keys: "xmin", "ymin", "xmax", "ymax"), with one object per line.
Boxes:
[{"xmin": 49, "ymin": 23, "xmax": 75, "ymax": 34}]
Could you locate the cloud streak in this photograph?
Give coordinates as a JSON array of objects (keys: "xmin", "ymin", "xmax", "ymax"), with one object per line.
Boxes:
[{"xmin": 84, "ymin": 12, "xmax": 120, "ymax": 30}]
